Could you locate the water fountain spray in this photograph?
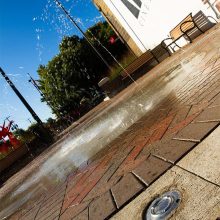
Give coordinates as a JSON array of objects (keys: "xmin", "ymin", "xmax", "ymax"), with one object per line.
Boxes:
[
  {"xmin": 53, "ymin": 0, "xmax": 138, "ymax": 85},
  {"xmin": 86, "ymin": 29, "xmax": 138, "ymax": 85}
]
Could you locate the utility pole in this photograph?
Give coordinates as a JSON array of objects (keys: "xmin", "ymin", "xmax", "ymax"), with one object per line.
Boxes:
[
  {"xmin": 54, "ymin": 0, "xmax": 112, "ymax": 71},
  {"xmin": 53, "ymin": 0, "xmax": 137, "ymax": 84},
  {"xmin": 27, "ymin": 73, "xmax": 43, "ymax": 97},
  {"xmin": 0, "ymin": 67, "xmax": 43, "ymax": 125}
]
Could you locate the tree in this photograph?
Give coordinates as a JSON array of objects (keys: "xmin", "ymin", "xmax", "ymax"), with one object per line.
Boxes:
[
  {"xmin": 86, "ymin": 21, "xmax": 127, "ymax": 62},
  {"xmin": 38, "ymin": 21, "xmax": 128, "ymax": 117},
  {"xmin": 38, "ymin": 35, "xmax": 102, "ymax": 116}
]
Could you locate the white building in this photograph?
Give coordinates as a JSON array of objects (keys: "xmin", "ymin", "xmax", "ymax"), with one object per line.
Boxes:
[{"xmin": 93, "ymin": 0, "xmax": 219, "ymax": 56}]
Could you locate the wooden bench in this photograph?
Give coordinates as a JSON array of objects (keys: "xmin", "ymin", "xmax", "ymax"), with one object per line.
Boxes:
[
  {"xmin": 180, "ymin": 10, "xmax": 217, "ymax": 41},
  {"xmin": 161, "ymin": 11, "xmax": 217, "ymax": 55},
  {"xmin": 120, "ymin": 50, "xmax": 159, "ymax": 79}
]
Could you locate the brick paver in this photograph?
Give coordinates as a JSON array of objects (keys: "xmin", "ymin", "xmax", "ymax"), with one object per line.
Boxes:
[
  {"xmin": 132, "ymin": 156, "xmax": 171, "ymax": 185},
  {"xmin": 4, "ymin": 23, "xmax": 220, "ymax": 220},
  {"xmin": 111, "ymin": 173, "xmax": 144, "ymax": 208},
  {"xmin": 195, "ymin": 105, "xmax": 220, "ymax": 122},
  {"xmin": 59, "ymin": 201, "xmax": 90, "ymax": 220},
  {"xmin": 89, "ymin": 191, "xmax": 116, "ymax": 220}
]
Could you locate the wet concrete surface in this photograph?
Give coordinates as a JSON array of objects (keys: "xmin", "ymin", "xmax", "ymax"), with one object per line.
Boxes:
[
  {"xmin": 1, "ymin": 24, "xmax": 220, "ymax": 219},
  {"xmin": 178, "ymin": 125, "xmax": 220, "ymax": 185}
]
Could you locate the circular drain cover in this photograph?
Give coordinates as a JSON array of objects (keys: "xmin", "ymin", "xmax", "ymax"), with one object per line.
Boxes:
[{"xmin": 144, "ymin": 190, "xmax": 181, "ymax": 220}]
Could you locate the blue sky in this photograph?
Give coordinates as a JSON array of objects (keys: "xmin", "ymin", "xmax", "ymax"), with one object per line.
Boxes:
[{"xmin": 0, "ymin": 0, "xmax": 103, "ymax": 128}]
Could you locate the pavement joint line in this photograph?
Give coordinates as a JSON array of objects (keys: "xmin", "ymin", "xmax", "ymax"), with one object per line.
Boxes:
[
  {"xmin": 195, "ymin": 120, "xmax": 220, "ymax": 123},
  {"xmin": 175, "ymin": 164, "xmax": 220, "ymax": 188},
  {"xmin": 64, "ymin": 199, "xmax": 93, "ymax": 220},
  {"xmin": 19, "ymin": 196, "xmax": 43, "ymax": 218},
  {"xmin": 151, "ymin": 154, "xmax": 174, "ymax": 165},
  {"xmin": 194, "ymin": 86, "xmax": 220, "ymax": 105},
  {"xmin": 109, "ymin": 189, "xmax": 118, "ymax": 212},
  {"xmin": 133, "ymin": 142, "xmax": 151, "ymax": 161},
  {"xmin": 189, "ymin": 80, "xmax": 220, "ymax": 104},
  {"xmin": 106, "ymin": 161, "xmax": 178, "ymax": 219},
  {"xmin": 211, "ymin": 58, "xmax": 219, "ymax": 69},
  {"xmin": 208, "ymin": 104, "xmax": 220, "ymax": 108},
  {"xmin": 185, "ymin": 104, "xmax": 193, "ymax": 119},
  {"xmin": 107, "ymin": 187, "xmax": 146, "ymax": 220},
  {"xmin": 81, "ymin": 163, "xmax": 115, "ymax": 203},
  {"xmin": 64, "ymin": 203, "xmax": 89, "ymax": 220},
  {"xmin": 208, "ymin": 88, "xmax": 220, "ymax": 102},
  {"xmin": 36, "ymin": 204, "xmax": 61, "ymax": 220},
  {"xmin": 172, "ymin": 137, "xmax": 200, "ymax": 143},
  {"xmin": 106, "ymin": 147, "xmax": 134, "ymax": 183},
  {"xmin": 110, "ymin": 188, "xmax": 120, "ymax": 210},
  {"xmin": 131, "ymin": 171, "xmax": 149, "ymax": 187},
  {"xmin": 57, "ymin": 181, "xmax": 68, "ymax": 219},
  {"xmin": 174, "ymin": 121, "xmax": 220, "ymax": 144}
]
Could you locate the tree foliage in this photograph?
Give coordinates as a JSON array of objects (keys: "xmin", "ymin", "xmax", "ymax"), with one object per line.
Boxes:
[{"xmin": 38, "ymin": 21, "xmax": 128, "ymax": 117}]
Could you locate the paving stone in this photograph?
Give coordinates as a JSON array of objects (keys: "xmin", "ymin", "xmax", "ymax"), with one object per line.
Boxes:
[
  {"xmin": 111, "ymin": 166, "xmax": 220, "ymax": 220},
  {"xmin": 62, "ymin": 169, "xmax": 96, "ymax": 212},
  {"xmin": 111, "ymin": 158, "xmax": 146, "ymax": 183},
  {"xmin": 151, "ymin": 138, "xmax": 196, "ymax": 163},
  {"xmin": 169, "ymin": 106, "xmax": 191, "ymax": 128},
  {"xmin": 72, "ymin": 208, "xmax": 89, "ymax": 220},
  {"xmin": 62, "ymin": 153, "xmax": 113, "ymax": 211},
  {"xmin": 45, "ymin": 181, "xmax": 67, "ymax": 199},
  {"xmin": 132, "ymin": 156, "xmax": 171, "ymax": 185},
  {"xmin": 66, "ymin": 163, "xmax": 98, "ymax": 194},
  {"xmin": 111, "ymin": 173, "xmax": 144, "ymax": 208},
  {"xmin": 84, "ymin": 149, "xmax": 134, "ymax": 202},
  {"xmin": 173, "ymin": 121, "xmax": 218, "ymax": 142},
  {"xmin": 73, "ymin": 155, "xmax": 114, "ymax": 203},
  {"xmin": 60, "ymin": 201, "xmax": 90, "ymax": 220},
  {"xmin": 89, "ymin": 191, "xmax": 116, "ymax": 220},
  {"xmin": 36, "ymin": 208, "xmax": 60, "ymax": 220},
  {"xmin": 166, "ymin": 113, "xmax": 200, "ymax": 135},
  {"xmin": 209, "ymin": 94, "xmax": 220, "ymax": 107},
  {"xmin": 197, "ymin": 85, "xmax": 220, "ymax": 104},
  {"xmin": 84, "ymin": 131, "xmax": 146, "ymax": 202},
  {"xmin": 194, "ymin": 105, "xmax": 220, "ymax": 122},
  {"xmin": 148, "ymin": 114, "xmax": 174, "ymax": 143},
  {"xmin": 35, "ymin": 199, "xmax": 63, "ymax": 220},
  {"xmin": 133, "ymin": 140, "xmax": 156, "ymax": 160},
  {"xmin": 120, "ymin": 135, "xmax": 150, "ymax": 164},
  {"xmin": 20, "ymin": 205, "xmax": 41, "ymax": 220},
  {"xmin": 40, "ymin": 192, "xmax": 64, "ymax": 212},
  {"xmin": 178, "ymin": 125, "xmax": 220, "ymax": 185},
  {"xmin": 8, "ymin": 211, "xmax": 22, "ymax": 220}
]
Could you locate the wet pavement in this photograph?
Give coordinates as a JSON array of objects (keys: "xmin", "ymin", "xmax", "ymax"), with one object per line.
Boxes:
[{"xmin": 1, "ymin": 23, "xmax": 220, "ymax": 219}]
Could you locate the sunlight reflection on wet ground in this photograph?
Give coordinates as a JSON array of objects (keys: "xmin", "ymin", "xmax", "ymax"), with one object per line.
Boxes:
[{"xmin": 1, "ymin": 26, "xmax": 220, "ymax": 219}]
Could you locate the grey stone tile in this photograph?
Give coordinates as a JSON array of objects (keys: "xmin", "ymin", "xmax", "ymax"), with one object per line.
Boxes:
[
  {"xmin": 89, "ymin": 191, "xmax": 116, "ymax": 220},
  {"xmin": 152, "ymin": 138, "xmax": 196, "ymax": 163},
  {"xmin": 132, "ymin": 156, "xmax": 171, "ymax": 185},
  {"xmin": 174, "ymin": 122, "xmax": 218, "ymax": 142},
  {"xmin": 178, "ymin": 125, "xmax": 220, "ymax": 185},
  {"xmin": 111, "ymin": 166, "xmax": 220, "ymax": 220},
  {"xmin": 111, "ymin": 173, "xmax": 144, "ymax": 208}
]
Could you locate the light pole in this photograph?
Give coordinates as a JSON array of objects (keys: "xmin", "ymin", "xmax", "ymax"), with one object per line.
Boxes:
[
  {"xmin": 27, "ymin": 73, "xmax": 44, "ymax": 97},
  {"xmin": 53, "ymin": 0, "xmax": 138, "ymax": 84},
  {"xmin": 54, "ymin": 0, "xmax": 112, "ymax": 71}
]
